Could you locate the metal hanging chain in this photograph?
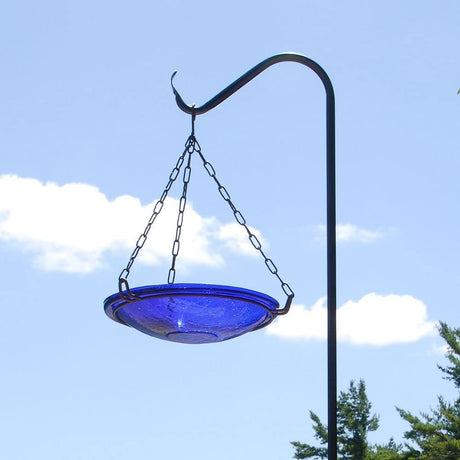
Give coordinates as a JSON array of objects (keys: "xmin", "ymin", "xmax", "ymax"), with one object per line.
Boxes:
[
  {"xmin": 118, "ymin": 136, "xmax": 193, "ymax": 300},
  {"xmin": 167, "ymin": 109, "xmax": 197, "ymax": 284},
  {"xmin": 118, "ymin": 107, "xmax": 294, "ymax": 311},
  {"xmin": 193, "ymin": 137, "xmax": 294, "ymax": 311},
  {"xmin": 167, "ymin": 136, "xmax": 195, "ymax": 284}
]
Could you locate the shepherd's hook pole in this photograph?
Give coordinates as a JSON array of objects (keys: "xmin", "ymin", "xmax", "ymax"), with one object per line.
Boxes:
[{"xmin": 171, "ymin": 52, "xmax": 337, "ymax": 460}]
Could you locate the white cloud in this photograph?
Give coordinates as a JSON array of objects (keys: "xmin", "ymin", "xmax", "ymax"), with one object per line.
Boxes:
[
  {"xmin": 267, "ymin": 293, "xmax": 437, "ymax": 346},
  {"xmin": 316, "ymin": 223, "xmax": 385, "ymax": 243},
  {"xmin": 0, "ymin": 174, "xmax": 263, "ymax": 273}
]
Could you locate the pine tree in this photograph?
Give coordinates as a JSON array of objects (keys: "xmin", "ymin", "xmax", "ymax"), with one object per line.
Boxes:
[
  {"xmin": 292, "ymin": 379, "xmax": 379, "ymax": 459},
  {"xmin": 397, "ymin": 322, "xmax": 460, "ymax": 459}
]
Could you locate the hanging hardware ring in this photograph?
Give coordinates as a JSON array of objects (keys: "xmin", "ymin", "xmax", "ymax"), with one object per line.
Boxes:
[
  {"xmin": 118, "ymin": 277, "xmax": 139, "ymax": 302},
  {"xmin": 191, "ymin": 105, "xmax": 196, "ymax": 135}
]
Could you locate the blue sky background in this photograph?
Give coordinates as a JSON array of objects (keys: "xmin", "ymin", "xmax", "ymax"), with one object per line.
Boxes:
[{"xmin": 1, "ymin": 1, "xmax": 459, "ymax": 459}]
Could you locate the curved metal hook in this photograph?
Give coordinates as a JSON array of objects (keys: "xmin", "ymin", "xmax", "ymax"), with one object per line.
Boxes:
[{"xmin": 170, "ymin": 52, "xmax": 334, "ymax": 116}]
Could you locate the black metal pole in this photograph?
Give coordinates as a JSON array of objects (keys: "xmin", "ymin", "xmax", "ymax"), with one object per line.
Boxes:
[{"xmin": 171, "ymin": 52, "xmax": 337, "ymax": 460}]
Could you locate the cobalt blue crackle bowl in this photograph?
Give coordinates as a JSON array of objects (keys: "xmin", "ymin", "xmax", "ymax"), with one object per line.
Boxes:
[{"xmin": 104, "ymin": 283, "xmax": 280, "ymax": 344}]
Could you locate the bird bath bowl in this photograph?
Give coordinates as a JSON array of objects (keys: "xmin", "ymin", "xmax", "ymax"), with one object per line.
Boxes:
[{"xmin": 104, "ymin": 283, "xmax": 279, "ymax": 344}]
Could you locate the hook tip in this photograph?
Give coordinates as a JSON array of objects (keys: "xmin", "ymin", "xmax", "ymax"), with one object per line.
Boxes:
[
  {"xmin": 170, "ymin": 71, "xmax": 179, "ymax": 93},
  {"xmin": 170, "ymin": 70, "xmax": 193, "ymax": 113}
]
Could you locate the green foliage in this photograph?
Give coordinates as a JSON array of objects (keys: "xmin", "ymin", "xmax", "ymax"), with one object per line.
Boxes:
[
  {"xmin": 337, "ymin": 380, "xmax": 380, "ymax": 458},
  {"xmin": 437, "ymin": 322, "xmax": 460, "ymax": 389},
  {"xmin": 367, "ymin": 438, "xmax": 407, "ymax": 460},
  {"xmin": 396, "ymin": 322, "xmax": 460, "ymax": 459},
  {"xmin": 292, "ymin": 411, "xmax": 328, "ymax": 459},
  {"xmin": 291, "ymin": 379, "xmax": 379, "ymax": 459}
]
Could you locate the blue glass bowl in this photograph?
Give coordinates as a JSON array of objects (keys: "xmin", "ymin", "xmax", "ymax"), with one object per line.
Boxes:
[{"xmin": 104, "ymin": 283, "xmax": 279, "ymax": 344}]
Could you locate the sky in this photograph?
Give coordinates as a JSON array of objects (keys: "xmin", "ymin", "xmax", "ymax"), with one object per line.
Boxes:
[{"xmin": 0, "ymin": 1, "xmax": 459, "ymax": 459}]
